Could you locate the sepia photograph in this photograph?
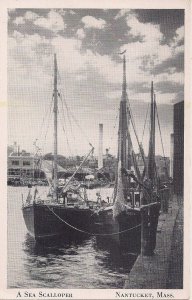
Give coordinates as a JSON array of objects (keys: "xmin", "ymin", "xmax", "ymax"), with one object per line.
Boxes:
[{"xmin": 0, "ymin": 1, "xmax": 190, "ymax": 299}]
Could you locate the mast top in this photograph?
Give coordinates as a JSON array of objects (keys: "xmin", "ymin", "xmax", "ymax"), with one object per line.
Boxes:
[
  {"xmin": 122, "ymin": 54, "xmax": 127, "ymax": 101},
  {"xmin": 54, "ymin": 53, "xmax": 57, "ymax": 93}
]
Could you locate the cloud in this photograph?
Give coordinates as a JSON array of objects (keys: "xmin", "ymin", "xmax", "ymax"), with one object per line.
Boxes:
[
  {"xmin": 134, "ymin": 9, "xmax": 184, "ymax": 43},
  {"xmin": 81, "ymin": 16, "xmax": 106, "ymax": 29},
  {"xmin": 170, "ymin": 25, "xmax": 184, "ymax": 55},
  {"xmin": 129, "ymin": 81, "xmax": 150, "ymax": 93},
  {"xmin": 13, "ymin": 16, "xmax": 25, "ymax": 25},
  {"xmin": 76, "ymin": 28, "xmax": 86, "ymax": 39},
  {"xmin": 152, "ymin": 52, "xmax": 184, "ymax": 75},
  {"xmin": 25, "ymin": 11, "xmax": 39, "ymax": 21},
  {"xmin": 114, "ymin": 9, "xmax": 131, "ymax": 20},
  {"xmin": 172, "ymin": 90, "xmax": 184, "ymax": 104},
  {"xmin": 155, "ymin": 81, "xmax": 183, "ymax": 94},
  {"xmin": 34, "ymin": 11, "xmax": 65, "ymax": 32},
  {"xmin": 8, "ymin": 9, "xmax": 184, "ymax": 156}
]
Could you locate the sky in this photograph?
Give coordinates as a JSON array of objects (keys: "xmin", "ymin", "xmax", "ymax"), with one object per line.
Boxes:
[{"xmin": 8, "ymin": 9, "xmax": 184, "ymax": 157}]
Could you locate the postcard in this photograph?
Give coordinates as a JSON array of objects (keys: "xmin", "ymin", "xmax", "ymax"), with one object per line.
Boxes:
[{"xmin": 0, "ymin": 0, "xmax": 190, "ymax": 299}]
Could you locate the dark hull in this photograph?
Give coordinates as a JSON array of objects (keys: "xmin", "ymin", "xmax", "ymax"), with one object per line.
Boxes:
[
  {"xmin": 93, "ymin": 207, "xmax": 141, "ymax": 253},
  {"xmin": 22, "ymin": 203, "xmax": 93, "ymax": 241}
]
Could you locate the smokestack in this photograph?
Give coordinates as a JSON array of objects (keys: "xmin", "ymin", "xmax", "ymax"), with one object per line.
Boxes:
[
  {"xmin": 170, "ymin": 133, "xmax": 174, "ymax": 178},
  {"xmin": 98, "ymin": 123, "xmax": 103, "ymax": 169},
  {"xmin": 13, "ymin": 141, "xmax": 17, "ymax": 153}
]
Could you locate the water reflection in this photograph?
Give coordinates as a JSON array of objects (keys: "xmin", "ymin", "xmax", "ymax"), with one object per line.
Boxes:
[{"xmin": 21, "ymin": 233, "xmax": 138, "ymax": 288}]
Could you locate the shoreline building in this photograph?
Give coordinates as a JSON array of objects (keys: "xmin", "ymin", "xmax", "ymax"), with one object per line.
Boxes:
[{"xmin": 7, "ymin": 148, "xmax": 44, "ymax": 181}]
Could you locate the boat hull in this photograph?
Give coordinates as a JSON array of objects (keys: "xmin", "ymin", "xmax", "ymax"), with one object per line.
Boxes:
[
  {"xmin": 22, "ymin": 203, "xmax": 93, "ymax": 241},
  {"xmin": 93, "ymin": 207, "xmax": 141, "ymax": 253}
]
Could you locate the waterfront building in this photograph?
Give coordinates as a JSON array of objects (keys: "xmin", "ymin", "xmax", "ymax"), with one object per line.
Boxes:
[{"xmin": 173, "ymin": 101, "xmax": 184, "ymax": 195}]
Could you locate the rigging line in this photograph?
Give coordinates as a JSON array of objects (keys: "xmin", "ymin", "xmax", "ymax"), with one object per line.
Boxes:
[
  {"xmin": 59, "ymin": 92, "xmax": 77, "ymax": 155},
  {"xmin": 41, "ymin": 102, "xmax": 53, "ymax": 154},
  {"xmin": 58, "ymin": 99, "xmax": 74, "ymax": 156},
  {"xmin": 155, "ymin": 100, "xmax": 169, "ymax": 179},
  {"xmin": 57, "ymin": 68, "xmax": 82, "ymax": 150},
  {"xmin": 45, "ymin": 203, "xmax": 141, "ymax": 236},
  {"xmin": 127, "ymin": 102, "xmax": 145, "ymax": 165},
  {"xmin": 62, "ymin": 147, "xmax": 94, "ymax": 192},
  {"xmin": 57, "ymin": 67, "xmax": 79, "ymax": 155},
  {"xmin": 38, "ymin": 97, "xmax": 54, "ymax": 141},
  {"xmin": 57, "ymin": 68, "xmax": 93, "ymax": 148},
  {"xmin": 57, "ymin": 109, "xmax": 73, "ymax": 156},
  {"xmin": 127, "ymin": 100, "xmax": 140, "ymax": 147},
  {"xmin": 141, "ymin": 102, "xmax": 150, "ymax": 144},
  {"xmin": 108, "ymin": 111, "xmax": 119, "ymax": 151},
  {"xmin": 61, "ymin": 90, "xmax": 94, "ymax": 148}
]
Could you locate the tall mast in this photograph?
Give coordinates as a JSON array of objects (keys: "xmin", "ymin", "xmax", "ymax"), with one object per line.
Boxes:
[
  {"xmin": 53, "ymin": 53, "xmax": 58, "ymax": 199},
  {"xmin": 118, "ymin": 54, "xmax": 130, "ymax": 169},
  {"xmin": 148, "ymin": 81, "xmax": 156, "ymax": 186}
]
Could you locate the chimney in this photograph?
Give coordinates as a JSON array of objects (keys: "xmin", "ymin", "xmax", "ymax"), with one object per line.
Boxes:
[
  {"xmin": 13, "ymin": 141, "xmax": 17, "ymax": 153},
  {"xmin": 170, "ymin": 133, "xmax": 174, "ymax": 178},
  {"xmin": 98, "ymin": 123, "xmax": 103, "ymax": 169}
]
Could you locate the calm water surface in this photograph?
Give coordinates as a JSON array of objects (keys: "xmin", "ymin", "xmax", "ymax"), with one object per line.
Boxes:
[{"xmin": 8, "ymin": 186, "xmax": 137, "ymax": 288}]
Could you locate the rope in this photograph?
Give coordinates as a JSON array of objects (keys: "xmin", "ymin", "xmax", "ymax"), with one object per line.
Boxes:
[
  {"xmin": 37, "ymin": 97, "xmax": 54, "ymax": 142},
  {"xmin": 39, "ymin": 98, "xmax": 54, "ymax": 154},
  {"xmin": 126, "ymin": 100, "xmax": 146, "ymax": 168},
  {"xmin": 155, "ymin": 100, "xmax": 169, "ymax": 179},
  {"xmin": 59, "ymin": 92, "xmax": 78, "ymax": 155},
  {"xmin": 142, "ymin": 102, "xmax": 149, "ymax": 144},
  {"xmin": 62, "ymin": 93, "xmax": 93, "ymax": 148},
  {"xmin": 45, "ymin": 204, "xmax": 141, "ymax": 236},
  {"xmin": 57, "ymin": 68, "xmax": 93, "ymax": 149},
  {"xmin": 58, "ymin": 103, "xmax": 73, "ymax": 156},
  {"xmin": 108, "ymin": 111, "xmax": 119, "ymax": 152}
]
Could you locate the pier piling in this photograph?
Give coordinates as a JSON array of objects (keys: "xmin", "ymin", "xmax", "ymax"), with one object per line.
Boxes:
[
  {"xmin": 160, "ymin": 187, "xmax": 170, "ymax": 213},
  {"xmin": 141, "ymin": 203, "xmax": 161, "ymax": 256}
]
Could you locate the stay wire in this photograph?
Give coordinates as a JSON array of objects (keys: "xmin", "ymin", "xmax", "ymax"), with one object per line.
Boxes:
[
  {"xmin": 59, "ymin": 92, "xmax": 77, "ymax": 155},
  {"xmin": 127, "ymin": 98, "xmax": 146, "ymax": 166},
  {"xmin": 155, "ymin": 100, "xmax": 169, "ymax": 179},
  {"xmin": 57, "ymin": 68, "xmax": 94, "ymax": 149},
  {"xmin": 108, "ymin": 111, "xmax": 119, "ymax": 152},
  {"xmin": 42, "ymin": 100, "xmax": 53, "ymax": 154},
  {"xmin": 141, "ymin": 103, "xmax": 150, "ymax": 144},
  {"xmin": 58, "ymin": 95, "xmax": 74, "ymax": 156},
  {"xmin": 36, "ymin": 97, "xmax": 54, "ymax": 145}
]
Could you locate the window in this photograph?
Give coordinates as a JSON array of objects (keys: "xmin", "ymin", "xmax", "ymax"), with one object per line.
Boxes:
[
  {"xmin": 23, "ymin": 161, "xmax": 30, "ymax": 166},
  {"xmin": 12, "ymin": 160, "xmax": 19, "ymax": 166}
]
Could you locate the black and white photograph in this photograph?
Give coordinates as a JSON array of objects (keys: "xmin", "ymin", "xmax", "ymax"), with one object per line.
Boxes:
[{"xmin": 0, "ymin": 1, "xmax": 190, "ymax": 299}]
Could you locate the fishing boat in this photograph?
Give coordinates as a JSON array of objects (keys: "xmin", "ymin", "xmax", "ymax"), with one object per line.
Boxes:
[
  {"xmin": 22, "ymin": 54, "xmax": 96, "ymax": 241},
  {"xmin": 92, "ymin": 54, "xmax": 161, "ymax": 253}
]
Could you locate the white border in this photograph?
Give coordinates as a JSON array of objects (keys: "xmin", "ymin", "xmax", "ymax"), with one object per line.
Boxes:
[{"xmin": 0, "ymin": 0, "xmax": 190, "ymax": 299}]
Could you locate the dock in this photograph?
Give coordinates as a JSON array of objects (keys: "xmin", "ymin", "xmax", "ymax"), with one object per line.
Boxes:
[{"xmin": 124, "ymin": 194, "xmax": 183, "ymax": 289}]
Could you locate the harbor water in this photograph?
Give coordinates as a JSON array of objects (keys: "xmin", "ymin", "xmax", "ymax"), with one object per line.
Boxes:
[{"xmin": 7, "ymin": 186, "xmax": 138, "ymax": 289}]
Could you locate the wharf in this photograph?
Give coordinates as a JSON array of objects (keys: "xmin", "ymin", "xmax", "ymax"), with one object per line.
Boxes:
[{"xmin": 124, "ymin": 195, "xmax": 183, "ymax": 289}]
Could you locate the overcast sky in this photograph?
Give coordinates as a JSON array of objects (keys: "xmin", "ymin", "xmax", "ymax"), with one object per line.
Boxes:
[{"xmin": 8, "ymin": 9, "xmax": 184, "ymax": 157}]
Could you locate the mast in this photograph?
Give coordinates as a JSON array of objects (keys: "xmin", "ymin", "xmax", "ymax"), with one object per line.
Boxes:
[
  {"xmin": 114, "ymin": 54, "xmax": 130, "ymax": 201},
  {"xmin": 118, "ymin": 54, "xmax": 130, "ymax": 169},
  {"xmin": 53, "ymin": 53, "xmax": 58, "ymax": 200},
  {"xmin": 147, "ymin": 81, "xmax": 156, "ymax": 187}
]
